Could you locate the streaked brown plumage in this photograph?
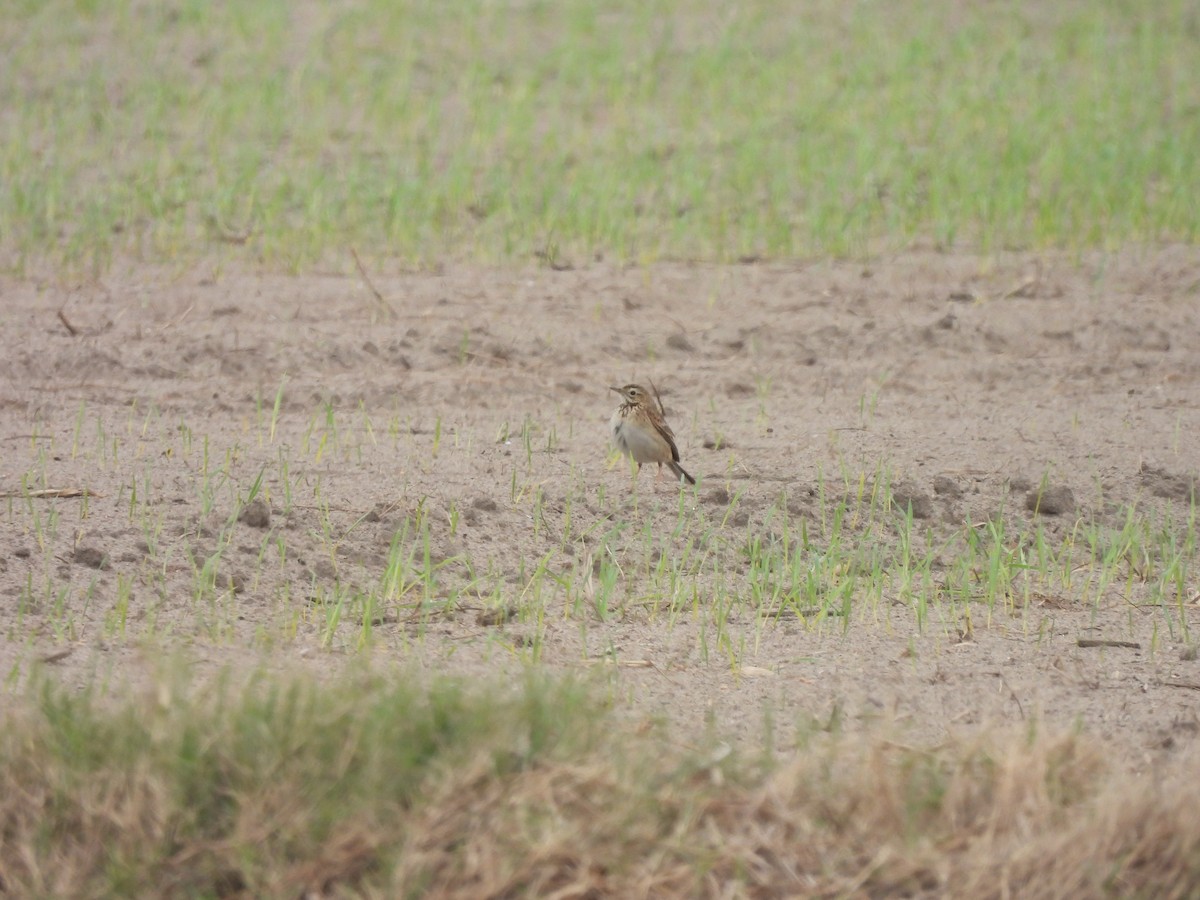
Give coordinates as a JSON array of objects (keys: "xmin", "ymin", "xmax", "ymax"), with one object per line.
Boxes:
[{"xmin": 609, "ymin": 383, "xmax": 695, "ymax": 486}]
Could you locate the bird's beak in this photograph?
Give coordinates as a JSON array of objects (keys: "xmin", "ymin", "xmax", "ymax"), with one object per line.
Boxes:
[{"xmin": 609, "ymin": 385, "xmax": 621, "ymax": 394}]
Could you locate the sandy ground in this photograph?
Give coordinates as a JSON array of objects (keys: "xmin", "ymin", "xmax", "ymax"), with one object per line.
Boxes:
[{"xmin": 2, "ymin": 249, "xmax": 1199, "ymax": 769}]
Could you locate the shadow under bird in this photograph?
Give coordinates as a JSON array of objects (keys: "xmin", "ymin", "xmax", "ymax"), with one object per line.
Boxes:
[{"xmin": 609, "ymin": 383, "xmax": 695, "ymax": 486}]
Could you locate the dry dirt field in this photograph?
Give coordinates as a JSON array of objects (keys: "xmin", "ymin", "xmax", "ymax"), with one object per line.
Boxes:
[{"xmin": 2, "ymin": 249, "xmax": 1199, "ymax": 769}]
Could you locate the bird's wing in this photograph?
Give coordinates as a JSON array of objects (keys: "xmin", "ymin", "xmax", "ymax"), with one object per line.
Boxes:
[{"xmin": 651, "ymin": 416, "xmax": 681, "ymax": 462}]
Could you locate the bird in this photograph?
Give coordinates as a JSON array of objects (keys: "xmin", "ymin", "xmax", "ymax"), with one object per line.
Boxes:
[{"xmin": 609, "ymin": 383, "xmax": 695, "ymax": 486}]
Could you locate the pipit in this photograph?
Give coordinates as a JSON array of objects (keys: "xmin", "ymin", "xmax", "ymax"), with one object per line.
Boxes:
[{"xmin": 609, "ymin": 383, "xmax": 696, "ymax": 486}]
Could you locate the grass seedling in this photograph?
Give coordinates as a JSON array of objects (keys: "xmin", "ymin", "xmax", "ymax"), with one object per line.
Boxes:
[
  {"xmin": 71, "ymin": 401, "xmax": 87, "ymax": 459},
  {"xmin": 243, "ymin": 465, "xmax": 266, "ymax": 508},
  {"xmin": 358, "ymin": 401, "xmax": 377, "ymax": 448},
  {"xmin": 106, "ymin": 573, "xmax": 134, "ymax": 639},
  {"xmin": 276, "ymin": 447, "xmax": 294, "ymax": 514},
  {"xmin": 522, "ymin": 415, "xmax": 535, "ymax": 467},
  {"xmin": 270, "ymin": 377, "xmax": 287, "ymax": 444}
]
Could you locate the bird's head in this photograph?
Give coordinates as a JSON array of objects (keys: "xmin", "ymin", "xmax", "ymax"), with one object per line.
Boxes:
[{"xmin": 610, "ymin": 384, "xmax": 650, "ymax": 405}]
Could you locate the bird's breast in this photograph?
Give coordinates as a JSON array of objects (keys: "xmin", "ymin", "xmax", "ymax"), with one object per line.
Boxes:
[
  {"xmin": 611, "ymin": 408, "xmax": 667, "ymax": 463},
  {"xmin": 610, "ymin": 410, "xmax": 630, "ymax": 451}
]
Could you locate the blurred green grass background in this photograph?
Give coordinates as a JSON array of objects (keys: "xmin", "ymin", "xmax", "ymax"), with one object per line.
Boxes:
[{"xmin": 3, "ymin": 0, "xmax": 1198, "ymax": 272}]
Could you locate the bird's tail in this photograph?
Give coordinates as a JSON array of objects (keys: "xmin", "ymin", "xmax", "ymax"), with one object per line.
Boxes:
[{"xmin": 668, "ymin": 461, "xmax": 696, "ymax": 486}]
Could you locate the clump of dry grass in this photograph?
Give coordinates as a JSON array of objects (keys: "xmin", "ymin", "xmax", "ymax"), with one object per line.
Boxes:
[
  {"xmin": 2, "ymin": 668, "xmax": 1198, "ymax": 897},
  {"xmin": 390, "ymin": 728, "xmax": 1200, "ymax": 898}
]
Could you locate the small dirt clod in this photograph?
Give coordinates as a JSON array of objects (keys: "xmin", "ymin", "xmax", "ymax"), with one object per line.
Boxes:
[
  {"xmin": 892, "ymin": 482, "xmax": 935, "ymax": 519},
  {"xmin": 704, "ymin": 487, "xmax": 731, "ymax": 506},
  {"xmin": 73, "ymin": 547, "xmax": 110, "ymax": 570},
  {"xmin": 1139, "ymin": 463, "xmax": 1197, "ymax": 502},
  {"xmin": 1026, "ymin": 485, "xmax": 1075, "ymax": 517},
  {"xmin": 238, "ymin": 498, "xmax": 271, "ymax": 529},
  {"xmin": 217, "ymin": 572, "xmax": 246, "ymax": 594},
  {"xmin": 933, "ymin": 475, "xmax": 963, "ymax": 499},
  {"xmin": 666, "ymin": 332, "xmax": 695, "ymax": 352}
]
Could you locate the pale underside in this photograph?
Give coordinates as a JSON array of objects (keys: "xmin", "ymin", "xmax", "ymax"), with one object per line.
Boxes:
[{"xmin": 610, "ymin": 408, "xmax": 675, "ymax": 465}]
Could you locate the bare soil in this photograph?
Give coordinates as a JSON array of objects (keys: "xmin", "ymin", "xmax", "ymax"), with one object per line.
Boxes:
[{"xmin": 2, "ymin": 249, "xmax": 1199, "ymax": 768}]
